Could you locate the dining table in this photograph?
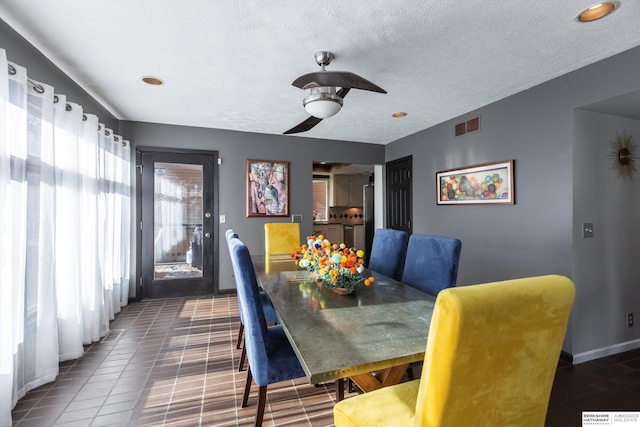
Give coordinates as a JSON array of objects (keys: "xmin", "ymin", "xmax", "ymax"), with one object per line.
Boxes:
[{"xmin": 253, "ymin": 254, "xmax": 436, "ymax": 399}]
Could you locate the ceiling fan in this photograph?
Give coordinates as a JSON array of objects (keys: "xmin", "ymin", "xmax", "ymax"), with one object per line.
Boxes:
[{"xmin": 283, "ymin": 51, "xmax": 387, "ymax": 135}]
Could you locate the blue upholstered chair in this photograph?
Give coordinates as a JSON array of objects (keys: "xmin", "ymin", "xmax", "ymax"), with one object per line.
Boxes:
[
  {"xmin": 228, "ymin": 238, "xmax": 306, "ymax": 427},
  {"xmin": 401, "ymin": 233, "xmax": 461, "ymax": 379},
  {"xmin": 224, "ymin": 228, "xmax": 237, "ymax": 243},
  {"xmin": 225, "ymin": 229, "xmax": 247, "ymax": 352},
  {"xmin": 401, "ymin": 233, "xmax": 462, "ymax": 296},
  {"xmin": 225, "ymin": 229, "xmax": 277, "ymax": 372},
  {"xmin": 367, "ymin": 228, "xmax": 409, "ymax": 281}
]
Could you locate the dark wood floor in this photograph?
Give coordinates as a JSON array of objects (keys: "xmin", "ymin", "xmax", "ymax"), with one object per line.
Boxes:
[
  {"xmin": 10, "ymin": 295, "xmax": 640, "ymax": 426},
  {"xmin": 545, "ymin": 348, "xmax": 640, "ymax": 426}
]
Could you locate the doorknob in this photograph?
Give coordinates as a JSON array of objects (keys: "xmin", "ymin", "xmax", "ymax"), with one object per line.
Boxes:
[
  {"xmin": 205, "ymin": 232, "xmax": 212, "ymax": 238},
  {"xmin": 205, "ymin": 212, "xmax": 212, "ymax": 218}
]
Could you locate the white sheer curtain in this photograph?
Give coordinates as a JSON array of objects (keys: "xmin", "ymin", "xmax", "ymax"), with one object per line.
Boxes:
[
  {"xmin": 0, "ymin": 49, "xmax": 131, "ymax": 425},
  {"xmin": 154, "ymin": 174, "xmax": 185, "ymax": 263}
]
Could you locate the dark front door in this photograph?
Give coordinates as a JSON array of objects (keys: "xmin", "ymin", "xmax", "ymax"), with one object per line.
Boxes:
[
  {"xmin": 139, "ymin": 150, "xmax": 218, "ymax": 299},
  {"xmin": 386, "ymin": 155, "xmax": 413, "ymax": 234}
]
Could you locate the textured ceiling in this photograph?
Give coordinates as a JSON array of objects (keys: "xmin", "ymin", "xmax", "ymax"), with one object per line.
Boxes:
[{"xmin": 1, "ymin": 0, "xmax": 640, "ymax": 145}]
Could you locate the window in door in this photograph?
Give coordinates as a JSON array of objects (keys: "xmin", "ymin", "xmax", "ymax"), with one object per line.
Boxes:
[{"xmin": 153, "ymin": 162, "xmax": 203, "ymax": 280}]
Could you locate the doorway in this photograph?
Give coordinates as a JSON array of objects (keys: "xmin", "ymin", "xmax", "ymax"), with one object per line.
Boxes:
[
  {"xmin": 138, "ymin": 149, "xmax": 219, "ymax": 299},
  {"xmin": 386, "ymin": 155, "xmax": 413, "ymax": 234}
]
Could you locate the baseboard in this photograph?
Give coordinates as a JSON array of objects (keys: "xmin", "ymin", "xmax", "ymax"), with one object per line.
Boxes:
[
  {"xmin": 572, "ymin": 338, "xmax": 640, "ymax": 364},
  {"xmin": 128, "ymin": 290, "xmax": 236, "ymax": 302}
]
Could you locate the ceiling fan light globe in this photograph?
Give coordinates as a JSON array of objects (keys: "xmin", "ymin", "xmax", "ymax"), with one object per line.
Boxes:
[
  {"xmin": 304, "ymin": 98, "xmax": 342, "ymax": 118},
  {"xmin": 303, "ymin": 87, "xmax": 343, "ymax": 119}
]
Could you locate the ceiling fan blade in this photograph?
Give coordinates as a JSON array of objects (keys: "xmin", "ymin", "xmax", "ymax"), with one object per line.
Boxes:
[
  {"xmin": 292, "ymin": 71, "xmax": 386, "ymax": 93},
  {"xmin": 283, "ymin": 116, "xmax": 323, "ymax": 134},
  {"xmin": 283, "ymin": 87, "xmax": 352, "ymax": 135},
  {"xmin": 336, "ymin": 87, "xmax": 351, "ymax": 98}
]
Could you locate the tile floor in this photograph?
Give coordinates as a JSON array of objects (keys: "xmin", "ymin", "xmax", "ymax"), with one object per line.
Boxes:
[
  {"xmin": 10, "ymin": 295, "xmax": 640, "ymax": 426},
  {"xmin": 11, "ymin": 296, "xmax": 344, "ymax": 427}
]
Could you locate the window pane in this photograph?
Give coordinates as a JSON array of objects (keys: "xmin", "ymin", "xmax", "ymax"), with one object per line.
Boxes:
[
  {"xmin": 154, "ymin": 162, "xmax": 203, "ymax": 280},
  {"xmin": 312, "ymin": 180, "xmax": 328, "ymax": 221}
]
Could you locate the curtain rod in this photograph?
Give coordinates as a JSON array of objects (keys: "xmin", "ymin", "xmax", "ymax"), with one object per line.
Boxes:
[
  {"xmin": 7, "ymin": 64, "xmax": 127, "ymax": 146},
  {"xmin": 8, "ymin": 63, "xmax": 44, "ymax": 94}
]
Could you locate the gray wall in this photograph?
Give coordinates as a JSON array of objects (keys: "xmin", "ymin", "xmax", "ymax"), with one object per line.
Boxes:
[
  {"xmin": 385, "ymin": 45, "xmax": 640, "ymax": 358},
  {"xmin": 120, "ymin": 121, "xmax": 385, "ymax": 293},
  {"xmin": 0, "ymin": 19, "xmax": 118, "ymax": 130},
  {"xmin": 572, "ymin": 110, "xmax": 640, "ymax": 361}
]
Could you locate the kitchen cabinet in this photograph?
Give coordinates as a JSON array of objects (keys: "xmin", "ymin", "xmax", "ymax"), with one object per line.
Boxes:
[
  {"xmin": 332, "ymin": 174, "xmax": 370, "ymax": 207},
  {"xmin": 348, "ymin": 175, "xmax": 369, "ymax": 206},
  {"xmin": 313, "ymin": 223, "xmax": 344, "ymax": 244},
  {"xmin": 324, "ymin": 224, "xmax": 344, "ymax": 244},
  {"xmin": 332, "ymin": 175, "xmax": 349, "ymax": 206}
]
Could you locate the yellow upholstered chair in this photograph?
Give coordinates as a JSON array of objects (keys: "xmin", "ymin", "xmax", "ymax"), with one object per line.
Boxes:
[
  {"xmin": 264, "ymin": 223, "xmax": 300, "ymax": 255},
  {"xmin": 333, "ymin": 275, "xmax": 576, "ymax": 427}
]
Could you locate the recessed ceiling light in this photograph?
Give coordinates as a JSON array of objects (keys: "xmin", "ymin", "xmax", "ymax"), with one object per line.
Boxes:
[
  {"xmin": 392, "ymin": 112, "xmax": 407, "ymax": 118},
  {"xmin": 577, "ymin": 2, "xmax": 618, "ymax": 22},
  {"xmin": 142, "ymin": 76, "xmax": 164, "ymax": 85}
]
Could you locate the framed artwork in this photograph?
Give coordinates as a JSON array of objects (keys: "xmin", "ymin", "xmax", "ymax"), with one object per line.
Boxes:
[
  {"xmin": 436, "ymin": 160, "xmax": 514, "ymax": 205},
  {"xmin": 247, "ymin": 159, "xmax": 290, "ymax": 217}
]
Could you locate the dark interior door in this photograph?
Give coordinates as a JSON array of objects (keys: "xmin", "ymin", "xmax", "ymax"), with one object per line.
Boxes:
[
  {"xmin": 140, "ymin": 150, "xmax": 218, "ymax": 299},
  {"xmin": 386, "ymin": 155, "xmax": 413, "ymax": 234}
]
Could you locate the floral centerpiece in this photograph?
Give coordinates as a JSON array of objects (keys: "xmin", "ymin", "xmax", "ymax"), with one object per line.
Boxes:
[{"xmin": 291, "ymin": 235, "xmax": 374, "ymax": 294}]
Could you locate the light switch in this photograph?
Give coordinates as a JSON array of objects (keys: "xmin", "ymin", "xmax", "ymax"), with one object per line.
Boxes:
[
  {"xmin": 582, "ymin": 222, "xmax": 594, "ymax": 238},
  {"xmin": 220, "ymin": 214, "xmax": 226, "ymax": 224}
]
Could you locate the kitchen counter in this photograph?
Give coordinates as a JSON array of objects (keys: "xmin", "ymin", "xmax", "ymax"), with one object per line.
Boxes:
[{"xmin": 313, "ymin": 222, "xmax": 364, "ymax": 248}]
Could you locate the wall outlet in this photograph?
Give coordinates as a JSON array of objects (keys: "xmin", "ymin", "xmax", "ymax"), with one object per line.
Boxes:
[{"xmin": 628, "ymin": 312, "xmax": 634, "ymax": 327}]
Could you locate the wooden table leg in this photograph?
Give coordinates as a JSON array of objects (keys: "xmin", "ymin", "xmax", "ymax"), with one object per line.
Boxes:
[
  {"xmin": 335, "ymin": 378, "xmax": 344, "ymax": 401},
  {"xmin": 348, "ymin": 364, "xmax": 408, "ymax": 393}
]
